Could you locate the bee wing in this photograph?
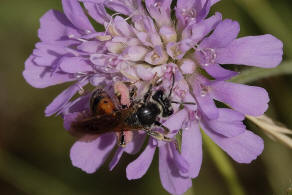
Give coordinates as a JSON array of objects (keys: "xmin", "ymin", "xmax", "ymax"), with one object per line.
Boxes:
[{"xmin": 69, "ymin": 113, "xmax": 122, "ymax": 140}]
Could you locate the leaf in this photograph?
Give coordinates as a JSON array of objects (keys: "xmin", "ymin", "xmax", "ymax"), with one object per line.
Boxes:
[
  {"xmin": 230, "ymin": 61, "xmax": 292, "ymax": 84},
  {"xmin": 246, "ymin": 115, "xmax": 292, "ymax": 149}
]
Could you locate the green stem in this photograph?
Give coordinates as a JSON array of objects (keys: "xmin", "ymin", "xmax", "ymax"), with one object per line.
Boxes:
[
  {"xmin": 230, "ymin": 61, "xmax": 292, "ymax": 84},
  {"xmin": 0, "ymin": 149, "xmax": 82, "ymax": 195},
  {"xmin": 202, "ymin": 131, "xmax": 246, "ymax": 195},
  {"xmin": 233, "ymin": 0, "xmax": 292, "ymax": 58}
]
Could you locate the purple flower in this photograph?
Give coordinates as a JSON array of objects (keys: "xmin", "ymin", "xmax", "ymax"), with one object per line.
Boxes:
[{"xmin": 23, "ymin": 0, "xmax": 283, "ymax": 194}]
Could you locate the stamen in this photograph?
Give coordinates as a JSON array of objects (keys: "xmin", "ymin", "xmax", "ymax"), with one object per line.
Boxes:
[
  {"xmin": 104, "ymin": 12, "xmax": 135, "ymax": 36},
  {"xmin": 200, "ymin": 48, "xmax": 217, "ymax": 66},
  {"xmin": 181, "ymin": 8, "xmax": 197, "ymax": 21},
  {"xmin": 200, "ymin": 86, "xmax": 209, "ymax": 97},
  {"xmin": 151, "ymin": 53, "xmax": 160, "ymax": 61},
  {"xmin": 154, "ymin": 2, "xmax": 161, "ymax": 8},
  {"xmin": 67, "ymin": 34, "xmax": 87, "ymax": 42},
  {"xmin": 85, "ymin": 30, "xmax": 92, "ymax": 34},
  {"xmin": 194, "ymin": 110, "xmax": 201, "ymax": 120}
]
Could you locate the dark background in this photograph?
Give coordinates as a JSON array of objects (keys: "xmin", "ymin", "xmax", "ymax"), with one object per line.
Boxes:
[{"xmin": 0, "ymin": 0, "xmax": 291, "ymax": 194}]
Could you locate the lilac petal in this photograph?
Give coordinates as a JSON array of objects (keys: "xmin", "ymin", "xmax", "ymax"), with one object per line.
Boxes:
[
  {"xmin": 163, "ymin": 109, "xmax": 188, "ymax": 132},
  {"xmin": 77, "ymin": 41, "xmax": 103, "ymax": 53},
  {"xmin": 135, "ymin": 65, "xmax": 155, "ymax": 81},
  {"xmin": 33, "ymin": 42, "xmax": 71, "ymax": 66},
  {"xmin": 59, "ymin": 56, "xmax": 93, "ymax": 73},
  {"xmin": 23, "ymin": 56, "xmax": 75, "ymax": 88},
  {"xmin": 180, "ymin": 59, "xmax": 196, "ymax": 74},
  {"xmin": 113, "ymin": 16, "xmax": 135, "ymax": 37},
  {"xmin": 203, "ymin": 63, "xmax": 238, "ymax": 80},
  {"xmin": 176, "ymin": 0, "xmax": 201, "ymax": 31},
  {"xmin": 216, "ymin": 108, "xmax": 245, "ymax": 122},
  {"xmin": 192, "ymin": 80, "xmax": 218, "ymax": 119},
  {"xmin": 159, "ymin": 144, "xmax": 192, "ymax": 195},
  {"xmin": 63, "ymin": 112, "xmax": 80, "ymax": 130},
  {"xmin": 210, "ymin": 81, "xmax": 269, "ymax": 116},
  {"xmin": 145, "ymin": 0, "xmax": 172, "ymax": 27},
  {"xmin": 45, "ymin": 81, "xmax": 88, "ymax": 116},
  {"xmin": 200, "ymin": 19, "xmax": 240, "ymax": 49},
  {"xmin": 70, "ymin": 133, "xmax": 116, "ymax": 174},
  {"xmin": 196, "ymin": 93, "xmax": 218, "ymax": 120},
  {"xmin": 202, "ymin": 123, "xmax": 264, "ymax": 163},
  {"xmin": 109, "ymin": 147, "xmax": 124, "ymax": 171},
  {"xmin": 206, "ymin": 121, "xmax": 246, "ymax": 137},
  {"xmin": 216, "ymin": 34, "xmax": 283, "ymax": 68},
  {"xmin": 38, "ymin": 10, "xmax": 76, "ymax": 42},
  {"xmin": 124, "ymin": 132, "xmax": 146, "ymax": 154},
  {"xmin": 181, "ymin": 122, "xmax": 202, "ymax": 178},
  {"xmin": 105, "ymin": 0, "xmax": 134, "ymax": 16},
  {"xmin": 83, "ymin": 2, "xmax": 110, "ymax": 24},
  {"xmin": 169, "ymin": 142, "xmax": 190, "ymax": 176},
  {"xmin": 203, "ymin": 109, "xmax": 246, "ymax": 137},
  {"xmin": 64, "ymin": 93, "xmax": 91, "ymax": 114},
  {"xmin": 126, "ymin": 140, "xmax": 156, "ymax": 180},
  {"xmin": 62, "ymin": 0, "xmax": 95, "ymax": 32},
  {"xmin": 122, "ymin": 46, "xmax": 148, "ymax": 61},
  {"xmin": 187, "ymin": 12, "xmax": 222, "ymax": 42}
]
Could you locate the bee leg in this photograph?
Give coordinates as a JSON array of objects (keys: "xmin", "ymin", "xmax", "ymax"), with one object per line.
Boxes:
[
  {"xmin": 118, "ymin": 131, "xmax": 126, "ymax": 147},
  {"xmin": 129, "ymin": 85, "xmax": 138, "ymax": 102},
  {"xmin": 154, "ymin": 121, "xmax": 170, "ymax": 134},
  {"xmin": 143, "ymin": 83, "xmax": 153, "ymax": 103},
  {"xmin": 144, "ymin": 129, "xmax": 173, "ymax": 142}
]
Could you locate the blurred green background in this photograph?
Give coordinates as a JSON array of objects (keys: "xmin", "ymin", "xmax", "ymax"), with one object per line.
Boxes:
[{"xmin": 0, "ymin": 0, "xmax": 292, "ymax": 194}]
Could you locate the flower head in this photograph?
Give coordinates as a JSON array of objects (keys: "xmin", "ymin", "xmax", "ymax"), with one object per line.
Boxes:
[{"xmin": 23, "ymin": 0, "xmax": 283, "ymax": 194}]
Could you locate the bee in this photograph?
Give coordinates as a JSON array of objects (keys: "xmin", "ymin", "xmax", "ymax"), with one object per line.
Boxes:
[{"xmin": 69, "ymin": 76, "xmax": 175, "ymax": 147}]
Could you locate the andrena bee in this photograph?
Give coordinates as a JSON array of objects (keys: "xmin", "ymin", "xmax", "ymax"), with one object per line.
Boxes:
[{"xmin": 69, "ymin": 77, "xmax": 175, "ymax": 147}]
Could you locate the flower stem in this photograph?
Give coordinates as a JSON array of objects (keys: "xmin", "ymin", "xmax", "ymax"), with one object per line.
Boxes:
[
  {"xmin": 0, "ymin": 149, "xmax": 82, "ymax": 195},
  {"xmin": 230, "ymin": 61, "xmax": 292, "ymax": 84},
  {"xmin": 234, "ymin": 0, "xmax": 292, "ymax": 58},
  {"xmin": 202, "ymin": 131, "xmax": 246, "ymax": 195}
]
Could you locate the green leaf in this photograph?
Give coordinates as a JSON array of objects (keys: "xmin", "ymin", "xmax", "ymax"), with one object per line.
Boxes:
[
  {"xmin": 230, "ymin": 61, "xmax": 292, "ymax": 84},
  {"xmin": 234, "ymin": 0, "xmax": 292, "ymax": 58},
  {"xmin": 0, "ymin": 149, "xmax": 84, "ymax": 195},
  {"xmin": 202, "ymin": 130, "xmax": 246, "ymax": 195}
]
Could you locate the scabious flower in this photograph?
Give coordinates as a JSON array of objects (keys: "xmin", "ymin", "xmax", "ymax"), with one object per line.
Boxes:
[{"xmin": 23, "ymin": 0, "xmax": 283, "ymax": 194}]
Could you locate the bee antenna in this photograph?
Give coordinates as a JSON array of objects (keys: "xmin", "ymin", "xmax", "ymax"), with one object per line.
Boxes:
[
  {"xmin": 168, "ymin": 72, "xmax": 175, "ymax": 98},
  {"xmin": 171, "ymin": 101, "xmax": 197, "ymax": 105}
]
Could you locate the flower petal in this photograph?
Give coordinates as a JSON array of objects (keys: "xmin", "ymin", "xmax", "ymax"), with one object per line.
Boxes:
[
  {"xmin": 38, "ymin": 10, "xmax": 76, "ymax": 42},
  {"xmin": 202, "ymin": 108, "xmax": 246, "ymax": 137},
  {"xmin": 62, "ymin": 0, "xmax": 95, "ymax": 32},
  {"xmin": 124, "ymin": 132, "xmax": 146, "ymax": 154},
  {"xmin": 181, "ymin": 122, "xmax": 202, "ymax": 178},
  {"xmin": 126, "ymin": 140, "xmax": 156, "ymax": 180},
  {"xmin": 23, "ymin": 56, "xmax": 75, "ymax": 88},
  {"xmin": 187, "ymin": 12, "xmax": 222, "ymax": 42},
  {"xmin": 202, "ymin": 63, "xmax": 238, "ymax": 80},
  {"xmin": 45, "ymin": 81, "xmax": 88, "ymax": 116},
  {"xmin": 83, "ymin": 2, "xmax": 110, "ymax": 24},
  {"xmin": 109, "ymin": 147, "xmax": 124, "ymax": 171},
  {"xmin": 163, "ymin": 109, "xmax": 188, "ymax": 132},
  {"xmin": 70, "ymin": 133, "xmax": 116, "ymax": 174},
  {"xmin": 169, "ymin": 142, "xmax": 190, "ymax": 176},
  {"xmin": 202, "ymin": 123, "xmax": 264, "ymax": 163},
  {"xmin": 159, "ymin": 144, "xmax": 192, "ymax": 195},
  {"xmin": 216, "ymin": 34, "xmax": 283, "ymax": 68},
  {"xmin": 210, "ymin": 81, "xmax": 269, "ymax": 116},
  {"xmin": 63, "ymin": 112, "xmax": 80, "ymax": 130},
  {"xmin": 192, "ymin": 78, "xmax": 218, "ymax": 119},
  {"xmin": 59, "ymin": 56, "xmax": 93, "ymax": 73},
  {"xmin": 200, "ymin": 19, "xmax": 240, "ymax": 49}
]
